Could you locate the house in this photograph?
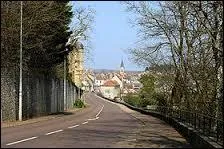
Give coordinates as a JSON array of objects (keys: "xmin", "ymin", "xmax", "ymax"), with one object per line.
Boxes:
[
  {"xmin": 111, "ymin": 75, "xmax": 123, "ymax": 89},
  {"xmin": 100, "ymin": 80, "xmax": 120, "ymax": 99},
  {"xmin": 82, "ymin": 73, "xmax": 94, "ymax": 92},
  {"xmin": 132, "ymin": 82, "xmax": 142, "ymax": 90},
  {"xmin": 94, "ymin": 75, "xmax": 106, "ymax": 87}
]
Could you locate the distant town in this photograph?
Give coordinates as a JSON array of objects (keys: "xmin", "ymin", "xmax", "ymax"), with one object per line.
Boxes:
[{"xmin": 82, "ymin": 60, "xmax": 144, "ymax": 100}]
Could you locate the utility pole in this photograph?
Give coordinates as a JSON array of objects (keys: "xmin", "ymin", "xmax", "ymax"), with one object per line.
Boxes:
[
  {"xmin": 19, "ymin": 1, "xmax": 23, "ymax": 121},
  {"xmin": 64, "ymin": 53, "xmax": 67, "ymax": 111}
]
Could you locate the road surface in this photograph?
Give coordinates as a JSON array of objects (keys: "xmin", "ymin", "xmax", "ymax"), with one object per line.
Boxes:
[{"xmin": 1, "ymin": 92, "xmax": 191, "ymax": 148}]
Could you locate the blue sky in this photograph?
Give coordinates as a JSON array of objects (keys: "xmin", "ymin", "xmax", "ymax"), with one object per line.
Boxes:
[{"xmin": 70, "ymin": 1, "xmax": 143, "ymax": 71}]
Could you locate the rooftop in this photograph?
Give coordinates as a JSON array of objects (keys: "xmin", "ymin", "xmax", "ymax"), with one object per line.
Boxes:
[{"xmin": 103, "ymin": 80, "xmax": 120, "ymax": 87}]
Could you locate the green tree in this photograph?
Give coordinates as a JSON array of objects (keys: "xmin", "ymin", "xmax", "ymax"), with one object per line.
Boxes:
[
  {"xmin": 139, "ymin": 74, "xmax": 155, "ymax": 98},
  {"xmin": 1, "ymin": 1, "xmax": 73, "ymax": 73},
  {"xmin": 138, "ymin": 74, "xmax": 158, "ymax": 107},
  {"xmin": 123, "ymin": 93, "xmax": 140, "ymax": 107},
  {"xmin": 23, "ymin": 1, "xmax": 73, "ymax": 70}
]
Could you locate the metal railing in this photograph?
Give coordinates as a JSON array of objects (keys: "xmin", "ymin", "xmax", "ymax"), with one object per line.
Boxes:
[
  {"xmin": 97, "ymin": 94, "xmax": 223, "ymax": 147},
  {"xmin": 142, "ymin": 106, "xmax": 223, "ymax": 146}
]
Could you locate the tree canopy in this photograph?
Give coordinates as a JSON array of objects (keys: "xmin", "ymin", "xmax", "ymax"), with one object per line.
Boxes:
[
  {"xmin": 123, "ymin": 1, "xmax": 223, "ymax": 118},
  {"xmin": 1, "ymin": 1, "xmax": 73, "ymax": 71}
]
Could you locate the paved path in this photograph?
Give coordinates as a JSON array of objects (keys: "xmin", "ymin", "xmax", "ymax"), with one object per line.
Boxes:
[{"xmin": 1, "ymin": 92, "xmax": 191, "ymax": 148}]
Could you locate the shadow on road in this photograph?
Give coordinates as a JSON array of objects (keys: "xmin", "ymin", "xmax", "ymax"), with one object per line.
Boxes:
[
  {"xmin": 135, "ymin": 132, "xmax": 192, "ymax": 148},
  {"xmin": 49, "ymin": 112, "xmax": 74, "ymax": 116}
]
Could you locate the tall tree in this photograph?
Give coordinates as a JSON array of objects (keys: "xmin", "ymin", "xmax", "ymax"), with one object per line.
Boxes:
[
  {"xmin": 122, "ymin": 1, "xmax": 223, "ymax": 119},
  {"xmin": 1, "ymin": 1, "xmax": 73, "ymax": 72}
]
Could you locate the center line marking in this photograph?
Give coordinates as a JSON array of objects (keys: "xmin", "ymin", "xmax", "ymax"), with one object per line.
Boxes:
[
  {"xmin": 88, "ymin": 117, "xmax": 99, "ymax": 121},
  {"xmin": 68, "ymin": 125, "xmax": 79, "ymax": 128},
  {"xmin": 82, "ymin": 121, "xmax": 88, "ymax": 124},
  {"xmin": 6, "ymin": 136, "xmax": 38, "ymax": 146},
  {"xmin": 96, "ymin": 105, "xmax": 104, "ymax": 117},
  {"xmin": 45, "ymin": 129, "xmax": 63, "ymax": 135}
]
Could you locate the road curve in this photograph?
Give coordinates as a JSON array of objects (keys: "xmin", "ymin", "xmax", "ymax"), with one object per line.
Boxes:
[{"xmin": 1, "ymin": 92, "xmax": 191, "ymax": 148}]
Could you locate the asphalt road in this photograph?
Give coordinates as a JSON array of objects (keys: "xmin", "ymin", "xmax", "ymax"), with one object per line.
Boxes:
[{"xmin": 1, "ymin": 92, "xmax": 191, "ymax": 148}]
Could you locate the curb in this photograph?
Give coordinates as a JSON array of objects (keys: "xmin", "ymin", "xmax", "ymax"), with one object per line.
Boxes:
[{"xmin": 1, "ymin": 107, "xmax": 85, "ymax": 128}]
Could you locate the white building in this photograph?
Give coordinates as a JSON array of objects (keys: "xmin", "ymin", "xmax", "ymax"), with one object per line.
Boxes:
[{"xmin": 100, "ymin": 80, "xmax": 120, "ymax": 99}]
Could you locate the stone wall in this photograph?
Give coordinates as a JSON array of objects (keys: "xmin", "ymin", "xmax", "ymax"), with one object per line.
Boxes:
[
  {"xmin": 1, "ymin": 70, "xmax": 79, "ymax": 121},
  {"xmin": 1, "ymin": 69, "xmax": 18, "ymax": 121}
]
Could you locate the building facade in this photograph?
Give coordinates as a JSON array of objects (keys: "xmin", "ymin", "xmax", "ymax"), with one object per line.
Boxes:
[
  {"xmin": 100, "ymin": 80, "xmax": 120, "ymax": 99},
  {"xmin": 67, "ymin": 41, "xmax": 84, "ymax": 88}
]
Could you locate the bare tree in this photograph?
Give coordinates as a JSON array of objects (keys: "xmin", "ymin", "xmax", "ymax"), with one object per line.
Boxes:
[
  {"xmin": 69, "ymin": 3, "xmax": 95, "ymax": 64},
  {"xmin": 122, "ymin": 1, "xmax": 223, "ymax": 119}
]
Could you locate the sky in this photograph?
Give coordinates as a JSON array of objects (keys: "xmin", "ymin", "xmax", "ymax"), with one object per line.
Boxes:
[{"xmin": 70, "ymin": 1, "xmax": 143, "ymax": 71}]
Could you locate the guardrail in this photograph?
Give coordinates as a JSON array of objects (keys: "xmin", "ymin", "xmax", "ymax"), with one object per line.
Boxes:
[
  {"xmin": 98, "ymin": 95, "xmax": 223, "ymax": 148},
  {"xmin": 143, "ymin": 106, "xmax": 223, "ymax": 146}
]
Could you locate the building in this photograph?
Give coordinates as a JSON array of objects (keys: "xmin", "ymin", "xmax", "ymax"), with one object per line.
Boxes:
[
  {"xmin": 94, "ymin": 75, "xmax": 106, "ymax": 87},
  {"xmin": 82, "ymin": 70, "xmax": 94, "ymax": 92},
  {"xmin": 111, "ymin": 74, "xmax": 123, "ymax": 88},
  {"xmin": 119, "ymin": 59, "xmax": 125, "ymax": 96},
  {"xmin": 120, "ymin": 59, "xmax": 125, "ymax": 76},
  {"xmin": 67, "ymin": 41, "xmax": 84, "ymax": 88},
  {"xmin": 100, "ymin": 80, "xmax": 120, "ymax": 99}
]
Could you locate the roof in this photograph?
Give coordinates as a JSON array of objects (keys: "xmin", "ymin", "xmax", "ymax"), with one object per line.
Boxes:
[
  {"xmin": 87, "ymin": 74, "xmax": 94, "ymax": 81},
  {"xmin": 116, "ymin": 73, "xmax": 127, "ymax": 80},
  {"xmin": 103, "ymin": 80, "xmax": 120, "ymax": 87},
  {"xmin": 95, "ymin": 76, "xmax": 105, "ymax": 80},
  {"xmin": 126, "ymin": 84, "xmax": 133, "ymax": 89},
  {"xmin": 133, "ymin": 82, "xmax": 141, "ymax": 86}
]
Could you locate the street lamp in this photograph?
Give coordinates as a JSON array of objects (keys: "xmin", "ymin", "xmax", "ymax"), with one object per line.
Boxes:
[
  {"xmin": 64, "ymin": 48, "xmax": 68, "ymax": 111},
  {"xmin": 19, "ymin": 1, "xmax": 23, "ymax": 121}
]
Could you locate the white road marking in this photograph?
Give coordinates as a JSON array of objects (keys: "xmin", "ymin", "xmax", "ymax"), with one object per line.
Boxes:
[
  {"xmin": 127, "ymin": 139, "xmax": 137, "ymax": 142},
  {"xmin": 6, "ymin": 136, "xmax": 38, "ymax": 146},
  {"xmin": 45, "ymin": 129, "xmax": 63, "ymax": 135},
  {"xmin": 82, "ymin": 121, "xmax": 88, "ymax": 124},
  {"xmin": 68, "ymin": 125, "xmax": 79, "ymax": 129},
  {"xmin": 96, "ymin": 105, "xmax": 104, "ymax": 117},
  {"xmin": 88, "ymin": 117, "xmax": 99, "ymax": 121}
]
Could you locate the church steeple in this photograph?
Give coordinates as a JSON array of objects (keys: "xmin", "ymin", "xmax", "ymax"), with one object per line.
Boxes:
[
  {"xmin": 120, "ymin": 60, "xmax": 124, "ymax": 68},
  {"xmin": 120, "ymin": 59, "xmax": 125, "ymax": 75}
]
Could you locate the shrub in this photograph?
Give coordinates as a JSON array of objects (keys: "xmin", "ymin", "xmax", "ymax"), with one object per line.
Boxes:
[
  {"xmin": 152, "ymin": 92, "xmax": 167, "ymax": 107},
  {"xmin": 139, "ymin": 97, "xmax": 158, "ymax": 107},
  {"xmin": 123, "ymin": 93, "xmax": 140, "ymax": 107},
  {"xmin": 123, "ymin": 92, "xmax": 167, "ymax": 108},
  {"xmin": 73, "ymin": 99, "xmax": 86, "ymax": 108}
]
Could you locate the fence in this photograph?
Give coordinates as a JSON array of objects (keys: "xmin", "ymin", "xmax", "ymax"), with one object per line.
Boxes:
[
  {"xmin": 142, "ymin": 106, "xmax": 223, "ymax": 146},
  {"xmin": 97, "ymin": 94, "xmax": 223, "ymax": 147},
  {"xmin": 1, "ymin": 70, "xmax": 80, "ymax": 121}
]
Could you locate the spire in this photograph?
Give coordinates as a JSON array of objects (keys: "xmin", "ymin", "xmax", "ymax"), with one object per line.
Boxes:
[
  {"xmin": 120, "ymin": 59, "xmax": 125, "ymax": 76},
  {"xmin": 120, "ymin": 59, "xmax": 124, "ymax": 68}
]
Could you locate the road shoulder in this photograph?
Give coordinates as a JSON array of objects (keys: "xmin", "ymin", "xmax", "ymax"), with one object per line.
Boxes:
[{"xmin": 1, "ymin": 106, "xmax": 89, "ymax": 128}]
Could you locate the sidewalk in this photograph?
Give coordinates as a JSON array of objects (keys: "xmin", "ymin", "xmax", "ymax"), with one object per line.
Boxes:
[
  {"xmin": 1, "ymin": 108, "xmax": 84, "ymax": 128},
  {"xmin": 114, "ymin": 103, "xmax": 192, "ymax": 148},
  {"xmin": 2, "ymin": 93, "xmax": 90, "ymax": 128}
]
